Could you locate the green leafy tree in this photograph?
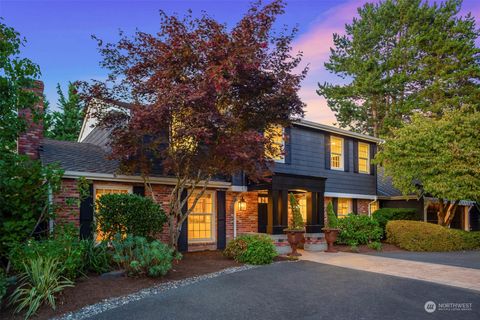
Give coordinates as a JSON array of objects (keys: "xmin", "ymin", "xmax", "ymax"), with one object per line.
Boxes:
[
  {"xmin": 375, "ymin": 108, "xmax": 480, "ymax": 226},
  {"xmin": 318, "ymin": 0, "xmax": 480, "ymax": 137},
  {"xmin": 0, "ymin": 21, "xmax": 63, "ymax": 263},
  {"xmin": 45, "ymin": 82, "xmax": 84, "ymax": 141}
]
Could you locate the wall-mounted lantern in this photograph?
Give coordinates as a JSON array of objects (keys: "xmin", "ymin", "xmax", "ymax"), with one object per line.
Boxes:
[{"xmin": 238, "ymin": 196, "xmax": 247, "ymax": 211}]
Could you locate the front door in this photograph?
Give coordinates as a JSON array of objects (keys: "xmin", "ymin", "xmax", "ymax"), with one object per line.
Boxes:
[{"xmin": 258, "ymin": 202, "xmax": 268, "ymax": 233}]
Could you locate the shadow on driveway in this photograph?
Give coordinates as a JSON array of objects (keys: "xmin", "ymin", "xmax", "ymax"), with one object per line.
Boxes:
[
  {"xmin": 364, "ymin": 251, "xmax": 480, "ymax": 270},
  {"xmin": 88, "ymin": 261, "xmax": 480, "ymax": 320}
]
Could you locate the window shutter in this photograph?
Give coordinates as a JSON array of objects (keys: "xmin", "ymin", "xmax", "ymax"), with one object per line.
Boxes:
[
  {"xmin": 353, "ymin": 140, "xmax": 359, "ymax": 173},
  {"xmin": 284, "ymin": 127, "xmax": 292, "ymax": 164},
  {"xmin": 370, "ymin": 144, "xmax": 376, "ymax": 176},
  {"xmin": 133, "ymin": 186, "xmax": 145, "ymax": 197},
  {"xmin": 177, "ymin": 189, "xmax": 188, "ymax": 252},
  {"xmin": 332, "ymin": 198, "xmax": 338, "ymax": 216},
  {"xmin": 324, "ymin": 134, "xmax": 331, "ymax": 169},
  {"xmin": 352, "ymin": 199, "xmax": 358, "ymax": 214},
  {"xmin": 216, "ymin": 191, "xmax": 226, "ymax": 250},
  {"xmin": 79, "ymin": 183, "xmax": 94, "ymax": 240},
  {"xmin": 344, "ymin": 139, "xmax": 350, "ymax": 172}
]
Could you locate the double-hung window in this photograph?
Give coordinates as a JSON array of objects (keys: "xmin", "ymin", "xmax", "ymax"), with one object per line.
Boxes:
[
  {"xmin": 330, "ymin": 136, "xmax": 344, "ymax": 170},
  {"xmin": 188, "ymin": 191, "xmax": 215, "ymax": 243},
  {"xmin": 337, "ymin": 198, "xmax": 352, "ymax": 219},
  {"xmin": 358, "ymin": 142, "xmax": 370, "ymax": 174}
]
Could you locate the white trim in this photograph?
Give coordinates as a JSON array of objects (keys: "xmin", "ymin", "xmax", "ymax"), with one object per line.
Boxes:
[
  {"xmin": 297, "ymin": 119, "xmax": 383, "ymax": 143},
  {"xmin": 330, "ymin": 136, "xmax": 344, "ymax": 171},
  {"xmin": 187, "ymin": 190, "xmax": 216, "ymax": 244},
  {"xmin": 63, "ymin": 171, "xmax": 231, "ymax": 188},
  {"xmin": 230, "ymin": 185, "xmax": 248, "ymax": 192},
  {"xmin": 358, "ymin": 141, "xmax": 370, "ymax": 174},
  {"xmin": 324, "ymin": 192, "xmax": 377, "ymax": 200}
]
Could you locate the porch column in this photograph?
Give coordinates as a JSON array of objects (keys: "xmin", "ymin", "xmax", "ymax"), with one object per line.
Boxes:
[
  {"xmin": 306, "ymin": 192, "xmax": 324, "ymax": 233},
  {"xmin": 267, "ymin": 189, "xmax": 288, "ymax": 234}
]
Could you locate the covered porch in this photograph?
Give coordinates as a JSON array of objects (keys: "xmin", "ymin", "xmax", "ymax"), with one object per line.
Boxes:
[{"xmin": 237, "ymin": 173, "xmax": 327, "ymax": 253}]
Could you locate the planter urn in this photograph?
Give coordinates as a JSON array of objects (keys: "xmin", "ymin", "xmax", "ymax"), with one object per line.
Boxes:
[
  {"xmin": 284, "ymin": 230, "xmax": 305, "ymax": 256},
  {"xmin": 322, "ymin": 228, "xmax": 339, "ymax": 253}
]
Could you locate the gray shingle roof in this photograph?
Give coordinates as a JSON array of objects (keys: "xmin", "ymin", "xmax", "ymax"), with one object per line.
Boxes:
[
  {"xmin": 377, "ymin": 166, "xmax": 402, "ymax": 197},
  {"xmin": 40, "ymin": 138, "xmax": 119, "ymax": 174},
  {"xmin": 81, "ymin": 126, "xmax": 112, "ymax": 150}
]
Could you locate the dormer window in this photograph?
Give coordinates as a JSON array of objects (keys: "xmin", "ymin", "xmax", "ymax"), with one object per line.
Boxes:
[{"xmin": 330, "ymin": 136, "xmax": 344, "ymax": 170}]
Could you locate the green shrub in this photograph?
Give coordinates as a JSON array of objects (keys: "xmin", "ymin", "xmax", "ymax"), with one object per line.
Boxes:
[
  {"xmin": 83, "ymin": 239, "xmax": 111, "ymax": 274},
  {"xmin": 386, "ymin": 220, "xmax": 480, "ymax": 251},
  {"xmin": 224, "ymin": 234, "xmax": 277, "ymax": 265},
  {"xmin": 110, "ymin": 235, "xmax": 175, "ymax": 277},
  {"xmin": 96, "ymin": 193, "xmax": 167, "ymax": 240},
  {"xmin": 9, "ymin": 224, "xmax": 87, "ymax": 279},
  {"xmin": 287, "ymin": 193, "xmax": 305, "ymax": 231},
  {"xmin": 9, "ymin": 256, "xmax": 74, "ymax": 319},
  {"xmin": 325, "ymin": 202, "xmax": 338, "ymax": 229},
  {"xmin": 372, "ymin": 208, "xmax": 421, "ymax": 236},
  {"xmin": 0, "ymin": 269, "xmax": 7, "ymax": 308},
  {"xmin": 368, "ymin": 241, "xmax": 382, "ymax": 251},
  {"xmin": 337, "ymin": 214, "xmax": 383, "ymax": 247}
]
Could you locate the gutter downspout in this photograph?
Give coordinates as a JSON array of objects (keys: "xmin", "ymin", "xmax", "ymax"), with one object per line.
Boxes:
[{"xmin": 368, "ymin": 196, "xmax": 378, "ymax": 217}]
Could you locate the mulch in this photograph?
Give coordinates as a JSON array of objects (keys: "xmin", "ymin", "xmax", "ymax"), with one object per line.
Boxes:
[
  {"xmin": 335, "ymin": 242, "xmax": 405, "ymax": 254},
  {"xmin": 0, "ymin": 251, "xmax": 242, "ymax": 320}
]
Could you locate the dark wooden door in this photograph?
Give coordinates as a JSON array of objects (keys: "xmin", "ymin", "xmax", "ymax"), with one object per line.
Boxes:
[{"xmin": 258, "ymin": 203, "xmax": 268, "ymax": 233}]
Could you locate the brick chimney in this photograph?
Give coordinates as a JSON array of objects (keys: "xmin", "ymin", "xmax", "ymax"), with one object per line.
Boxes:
[{"xmin": 17, "ymin": 80, "xmax": 44, "ymax": 160}]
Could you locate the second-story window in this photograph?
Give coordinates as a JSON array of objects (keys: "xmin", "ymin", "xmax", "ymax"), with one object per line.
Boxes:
[
  {"xmin": 265, "ymin": 125, "xmax": 284, "ymax": 163},
  {"xmin": 358, "ymin": 142, "xmax": 370, "ymax": 174},
  {"xmin": 330, "ymin": 136, "xmax": 344, "ymax": 170}
]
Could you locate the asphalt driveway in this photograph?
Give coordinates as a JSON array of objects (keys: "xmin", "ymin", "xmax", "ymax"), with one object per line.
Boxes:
[
  {"xmin": 87, "ymin": 261, "xmax": 480, "ymax": 320},
  {"xmin": 365, "ymin": 251, "xmax": 480, "ymax": 270}
]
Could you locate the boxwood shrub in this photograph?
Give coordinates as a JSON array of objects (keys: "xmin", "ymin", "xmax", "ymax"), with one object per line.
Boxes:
[
  {"xmin": 224, "ymin": 234, "xmax": 277, "ymax": 265},
  {"xmin": 386, "ymin": 220, "xmax": 480, "ymax": 251},
  {"xmin": 336, "ymin": 214, "xmax": 383, "ymax": 247},
  {"xmin": 372, "ymin": 208, "xmax": 421, "ymax": 237}
]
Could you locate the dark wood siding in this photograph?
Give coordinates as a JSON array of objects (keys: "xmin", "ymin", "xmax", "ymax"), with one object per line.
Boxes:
[{"xmin": 273, "ymin": 125, "xmax": 377, "ymax": 196}]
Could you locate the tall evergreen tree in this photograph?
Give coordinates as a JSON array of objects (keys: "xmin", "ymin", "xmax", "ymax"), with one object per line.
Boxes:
[
  {"xmin": 318, "ymin": 0, "xmax": 480, "ymax": 137},
  {"xmin": 46, "ymin": 82, "xmax": 84, "ymax": 141}
]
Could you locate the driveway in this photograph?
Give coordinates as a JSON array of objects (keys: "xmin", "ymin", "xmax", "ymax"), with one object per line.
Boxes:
[
  {"xmin": 365, "ymin": 251, "xmax": 480, "ymax": 270},
  {"xmin": 86, "ymin": 261, "xmax": 480, "ymax": 320}
]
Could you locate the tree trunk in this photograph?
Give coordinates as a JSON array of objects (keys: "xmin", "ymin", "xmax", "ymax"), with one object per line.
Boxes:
[{"xmin": 437, "ymin": 199, "xmax": 459, "ymax": 227}]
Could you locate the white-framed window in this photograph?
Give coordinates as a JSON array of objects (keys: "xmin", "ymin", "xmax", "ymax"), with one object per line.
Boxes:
[
  {"xmin": 330, "ymin": 136, "xmax": 344, "ymax": 170},
  {"xmin": 94, "ymin": 185, "xmax": 133, "ymax": 241},
  {"xmin": 188, "ymin": 191, "xmax": 216, "ymax": 243},
  {"xmin": 337, "ymin": 198, "xmax": 352, "ymax": 218},
  {"xmin": 358, "ymin": 142, "xmax": 370, "ymax": 174},
  {"xmin": 265, "ymin": 125, "xmax": 285, "ymax": 163}
]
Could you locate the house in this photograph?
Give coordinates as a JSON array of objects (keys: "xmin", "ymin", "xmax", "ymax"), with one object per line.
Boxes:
[{"xmin": 19, "ymin": 82, "xmax": 479, "ymax": 254}]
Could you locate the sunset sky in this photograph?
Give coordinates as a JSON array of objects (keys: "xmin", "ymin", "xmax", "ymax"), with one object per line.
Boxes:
[{"xmin": 2, "ymin": 0, "xmax": 479, "ymax": 125}]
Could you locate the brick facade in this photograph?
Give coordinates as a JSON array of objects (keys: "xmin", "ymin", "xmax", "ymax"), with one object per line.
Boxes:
[
  {"xmin": 226, "ymin": 191, "xmax": 258, "ymax": 241},
  {"xmin": 356, "ymin": 199, "xmax": 370, "ymax": 215},
  {"xmin": 54, "ymin": 178, "xmax": 81, "ymax": 226}
]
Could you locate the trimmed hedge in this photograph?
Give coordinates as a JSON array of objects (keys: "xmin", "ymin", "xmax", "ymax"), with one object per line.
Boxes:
[
  {"xmin": 224, "ymin": 234, "xmax": 277, "ymax": 265},
  {"xmin": 372, "ymin": 208, "xmax": 421, "ymax": 236},
  {"xmin": 386, "ymin": 220, "xmax": 480, "ymax": 251}
]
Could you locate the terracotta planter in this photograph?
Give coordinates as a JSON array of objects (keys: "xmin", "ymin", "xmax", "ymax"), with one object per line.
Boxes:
[
  {"xmin": 284, "ymin": 230, "xmax": 305, "ymax": 256},
  {"xmin": 322, "ymin": 228, "xmax": 339, "ymax": 253}
]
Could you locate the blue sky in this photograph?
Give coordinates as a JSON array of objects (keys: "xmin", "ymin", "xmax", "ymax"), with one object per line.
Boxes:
[{"xmin": 1, "ymin": 0, "xmax": 479, "ymax": 124}]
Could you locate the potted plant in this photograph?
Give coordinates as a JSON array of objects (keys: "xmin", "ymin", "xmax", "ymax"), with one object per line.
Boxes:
[
  {"xmin": 322, "ymin": 202, "xmax": 339, "ymax": 253},
  {"xmin": 283, "ymin": 193, "xmax": 305, "ymax": 256}
]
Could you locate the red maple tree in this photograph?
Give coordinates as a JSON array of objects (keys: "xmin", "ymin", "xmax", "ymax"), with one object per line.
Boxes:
[{"xmin": 81, "ymin": 0, "xmax": 307, "ymax": 249}]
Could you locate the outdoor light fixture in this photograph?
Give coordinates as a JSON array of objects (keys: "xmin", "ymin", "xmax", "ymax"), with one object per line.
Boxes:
[{"xmin": 238, "ymin": 196, "xmax": 247, "ymax": 211}]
